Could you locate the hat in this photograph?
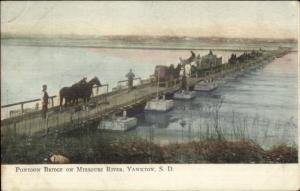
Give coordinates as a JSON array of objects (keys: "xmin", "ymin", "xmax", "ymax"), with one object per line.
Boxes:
[{"xmin": 42, "ymin": 84, "xmax": 47, "ymax": 91}]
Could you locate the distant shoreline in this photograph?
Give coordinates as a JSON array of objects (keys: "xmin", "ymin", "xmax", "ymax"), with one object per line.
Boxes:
[
  {"xmin": 2, "ymin": 41, "xmax": 297, "ymax": 52},
  {"xmin": 1, "ymin": 43, "xmax": 249, "ymax": 52}
]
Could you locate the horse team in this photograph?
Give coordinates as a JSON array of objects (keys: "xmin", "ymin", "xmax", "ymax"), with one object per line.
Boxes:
[{"xmin": 59, "ymin": 77, "xmax": 101, "ymax": 107}]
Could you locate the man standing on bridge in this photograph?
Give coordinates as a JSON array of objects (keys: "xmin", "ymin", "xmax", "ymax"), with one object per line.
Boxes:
[
  {"xmin": 42, "ymin": 84, "xmax": 49, "ymax": 119},
  {"xmin": 126, "ymin": 69, "xmax": 135, "ymax": 91}
]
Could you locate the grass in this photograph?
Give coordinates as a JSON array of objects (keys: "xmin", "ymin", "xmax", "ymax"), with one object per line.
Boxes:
[{"xmin": 1, "ymin": 129, "xmax": 297, "ymax": 164}]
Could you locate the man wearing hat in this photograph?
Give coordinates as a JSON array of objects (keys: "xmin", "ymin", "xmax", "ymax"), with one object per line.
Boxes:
[
  {"xmin": 42, "ymin": 84, "xmax": 49, "ymax": 119},
  {"xmin": 126, "ymin": 69, "xmax": 135, "ymax": 91}
]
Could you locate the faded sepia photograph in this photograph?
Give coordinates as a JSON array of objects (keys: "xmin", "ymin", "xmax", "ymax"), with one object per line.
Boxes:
[{"xmin": 1, "ymin": 0, "xmax": 298, "ymax": 168}]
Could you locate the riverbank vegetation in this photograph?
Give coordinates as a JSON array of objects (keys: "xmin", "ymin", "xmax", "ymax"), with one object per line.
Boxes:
[{"xmin": 1, "ymin": 128, "xmax": 297, "ymax": 164}]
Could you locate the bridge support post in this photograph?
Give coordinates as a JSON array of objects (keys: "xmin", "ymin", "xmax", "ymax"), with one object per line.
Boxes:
[
  {"xmin": 51, "ymin": 97, "xmax": 54, "ymax": 107},
  {"xmin": 13, "ymin": 120, "xmax": 17, "ymax": 137},
  {"xmin": 105, "ymin": 85, "xmax": 109, "ymax": 103},
  {"xmin": 21, "ymin": 104, "xmax": 24, "ymax": 115}
]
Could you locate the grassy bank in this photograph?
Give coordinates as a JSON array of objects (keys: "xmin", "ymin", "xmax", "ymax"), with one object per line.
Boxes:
[{"xmin": 1, "ymin": 129, "xmax": 297, "ymax": 164}]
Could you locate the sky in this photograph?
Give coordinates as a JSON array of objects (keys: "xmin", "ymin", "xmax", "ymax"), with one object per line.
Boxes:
[{"xmin": 1, "ymin": 1, "xmax": 299, "ymax": 39}]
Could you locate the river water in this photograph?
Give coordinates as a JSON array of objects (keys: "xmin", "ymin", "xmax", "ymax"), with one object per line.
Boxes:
[
  {"xmin": 131, "ymin": 52, "xmax": 298, "ymax": 149},
  {"xmin": 1, "ymin": 44, "xmax": 298, "ymax": 149}
]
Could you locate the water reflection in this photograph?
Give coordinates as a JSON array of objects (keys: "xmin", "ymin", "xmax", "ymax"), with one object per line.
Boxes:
[{"xmin": 144, "ymin": 111, "xmax": 171, "ymax": 129}]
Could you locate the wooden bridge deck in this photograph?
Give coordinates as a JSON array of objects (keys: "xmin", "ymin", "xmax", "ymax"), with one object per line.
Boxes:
[{"xmin": 1, "ymin": 49, "xmax": 289, "ymax": 137}]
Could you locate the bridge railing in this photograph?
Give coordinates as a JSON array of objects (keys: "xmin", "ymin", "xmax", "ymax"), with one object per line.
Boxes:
[
  {"xmin": 93, "ymin": 84, "xmax": 109, "ymax": 96},
  {"xmin": 1, "ymin": 96, "xmax": 57, "ymax": 118},
  {"xmin": 113, "ymin": 77, "xmax": 143, "ymax": 91},
  {"xmin": 92, "ymin": 84, "xmax": 109, "ymax": 103},
  {"xmin": 118, "ymin": 77, "xmax": 143, "ymax": 85},
  {"xmin": 1, "ymin": 79, "xmax": 148, "ymax": 120}
]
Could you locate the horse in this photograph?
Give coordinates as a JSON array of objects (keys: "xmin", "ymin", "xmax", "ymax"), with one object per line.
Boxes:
[
  {"xmin": 59, "ymin": 87, "xmax": 75, "ymax": 107},
  {"xmin": 229, "ymin": 54, "xmax": 237, "ymax": 65},
  {"xmin": 59, "ymin": 77, "xmax": 101, "ymax": 107},
  {"xmin": 167, "ymin": 64, "xmax": 181, "ymax": 79},
  {"xmin": 73, "ymin": 77, "xmax": 101, "ymax": 104}
]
